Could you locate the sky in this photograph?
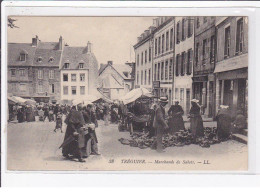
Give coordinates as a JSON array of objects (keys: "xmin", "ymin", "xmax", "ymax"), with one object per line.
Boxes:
[{"xmin": 8, "ymin": 16, "xmax": 154, "ymax": 65}]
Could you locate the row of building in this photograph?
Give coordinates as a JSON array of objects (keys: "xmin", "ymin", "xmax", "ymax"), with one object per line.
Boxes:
[
  {"xmin": 8, "ymin": 35, "xmax": 135, "ymax": 104},
  {"xmin": 134, "ymin": 16, "xmax": 248, "ymax": 117}
]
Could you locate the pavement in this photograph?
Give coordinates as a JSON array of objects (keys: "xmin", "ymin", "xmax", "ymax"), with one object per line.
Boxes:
[{"xmin": 6, "ymin": 118, "xmax": 247, "ymax": 171}]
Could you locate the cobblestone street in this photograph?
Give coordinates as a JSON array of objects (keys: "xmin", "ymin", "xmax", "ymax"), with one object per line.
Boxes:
[{"xmin": 7, "ymin": 119, "xmax": 247, "ymax": 171}]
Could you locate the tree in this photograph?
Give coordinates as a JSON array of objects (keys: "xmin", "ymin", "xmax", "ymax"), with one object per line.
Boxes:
[{"xmin": 8, "ymin": 17, "xmax": 19, "ymax": 28}]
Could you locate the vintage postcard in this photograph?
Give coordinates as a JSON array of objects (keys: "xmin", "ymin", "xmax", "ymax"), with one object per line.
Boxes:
[{"xmin": 5, "ymin": 15, "xmax": 248, "ymax": 172}]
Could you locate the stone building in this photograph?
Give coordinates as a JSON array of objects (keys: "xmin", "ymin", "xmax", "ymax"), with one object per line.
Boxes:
[
  {"xmin": 153, "ymin": 17, "xmax": 175, "ymax": 105},
  {"xmin": 98, "ymin": 61, "xmax": 134, "ymax": 100},
  {"xmin": 193, "ymin": 16, "xmax": 216, "ymax": 117},
  {"xmin": 60, "ymin": 41, "xmax": 99, "ymax": 103},
  {"xmin": 174, "ymin": 16, "xmax": 194, "ymax": 114},
  {"xmin": 215, "ymin": 17, "xmax": 248, "ymax": 116},
  {"xmin": 133, "ymin": 25, "xmax": 155, "ymax": 92},
  {"xmin": 8, "ymin": 35, "xmax": 61, "ymax": 103}
]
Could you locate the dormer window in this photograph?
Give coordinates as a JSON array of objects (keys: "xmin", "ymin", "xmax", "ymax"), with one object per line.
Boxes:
[
  {"xmin": 37, "ymin": 57, "xmax": 42, "ymax": 62},
  {"xmin": 20, "ymin": 54, "xmax": 26, "ymax": 61},
  {"xmin": 49, "ymin": 57, "xmax": 54, "ymax": 63},
  {"xmin": 64, "ymin": 63, "xmax": 70, "ymax": 69},
  {"xmin": 79, "ymin": 63, "xmax": 84, "ymax": 69}
]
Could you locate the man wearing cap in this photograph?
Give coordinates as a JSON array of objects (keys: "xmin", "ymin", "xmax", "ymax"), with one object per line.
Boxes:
[
  {"xmin": 168, "ymin": 100, "xmax": 185, "ymax": 134},
  {"xmin": 152, "ymin": 97, "xmax": 169, "ymax": 152}
]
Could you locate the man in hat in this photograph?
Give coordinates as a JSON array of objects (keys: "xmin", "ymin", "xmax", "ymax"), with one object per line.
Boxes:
[
  {"xmin": 152, "ymin": 97, "xmax": 169, "ymax": 152},
  {"xmin": 168, "ymin": 100, "xmax": 185, "ymax": 134}
]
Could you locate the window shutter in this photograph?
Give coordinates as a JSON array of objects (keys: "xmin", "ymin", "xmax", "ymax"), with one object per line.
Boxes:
[
  {"xmin": 190, "ymin": 50, "xmax": 193, "ymax": 74},
  {"xmin": 185, "ymin": 18, "xmax": 188, "ymax": 39},
  {"xmin": 179, "ymin": 54, "xmax": 182, "ymax": 75},
  {"xmin": 180, "ymin": 20, "xmax": 182, "ymax": 42},
  {"xmin": 190, "ymin": 17, "xmax": 194, "ymax": 36}
]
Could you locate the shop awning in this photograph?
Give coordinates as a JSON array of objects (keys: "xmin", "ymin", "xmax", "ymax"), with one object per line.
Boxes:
[{"xmin": 214, "ymin": 53, "xmax": 248, "ymax": 73}]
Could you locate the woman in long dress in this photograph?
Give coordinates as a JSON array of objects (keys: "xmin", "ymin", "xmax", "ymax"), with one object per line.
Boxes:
[
  {"xmin": 216, "ymin": 105, "xmax": 232, "ymax": 141},
  {"xmin": 189, "ymin": 99, "xmax": 204, "ymax": 139}
]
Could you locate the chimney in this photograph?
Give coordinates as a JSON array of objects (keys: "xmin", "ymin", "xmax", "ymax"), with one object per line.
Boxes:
[
  {"xmin": 32, "ymin": 35, "xmax": 39, "ymax": 47},
  {"xmin": 59, "ymin": 36, "xmax": 63, "ymax": 50},
  {"xmin": 107, "ymin": 61, "xmax": 113, "ymax": 66},
  {"xmin": 87, "ymin": 41, "xmax": 92, "ymax": 53}
]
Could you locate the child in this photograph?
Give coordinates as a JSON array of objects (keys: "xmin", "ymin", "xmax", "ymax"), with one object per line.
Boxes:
[{"xmin": 54, "ymin": 113, "xmax": 63, "ymax": 133}]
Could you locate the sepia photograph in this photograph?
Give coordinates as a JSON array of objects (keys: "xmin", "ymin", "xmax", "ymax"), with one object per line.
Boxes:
[{"xmin": 5, "ymin": 15, "xmax": 248, "ymax": 171}]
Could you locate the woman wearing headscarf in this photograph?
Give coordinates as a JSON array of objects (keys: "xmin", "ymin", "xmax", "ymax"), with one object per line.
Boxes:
[
  {"xmin": 216, "ymin": 105, "xmax": 232, "ymax": 141},
  {"xmin": 168, "ymin": 100, "xmax": 185, "ymax": 134},
  {"xmin": 62, "ymin": 105, "xmax": 86, "ymax": 162},
  {"xmin": 189, "ymin": 99, "xmax": 204, "ymax": 139}
]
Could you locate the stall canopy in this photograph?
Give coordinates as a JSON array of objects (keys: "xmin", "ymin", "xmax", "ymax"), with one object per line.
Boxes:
[
  {"xmin": 25, "ymin": 99, "xmax": 37, "ymax": 106},
  {"xmin": 120, "ymin": 88, "xmax": 153, "ymax": 105},
  {"xmin": 8, "ymin": 96, "xmax": 27, "ymax": 105},
  {"xmin": 71, "ymin": 94, "xmax": 100, "ymax": 106}
]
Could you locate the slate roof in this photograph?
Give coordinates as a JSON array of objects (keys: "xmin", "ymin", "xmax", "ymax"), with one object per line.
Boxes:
[
  {"xmin": 8, "ymin": 43, "xmax": 37, "ymax": 66},
  {"xmin": 33, "ymin": 42, "xmax": 62, "ymax": 67},
  {"xmin": 61, "ymin": 46, "xmax": 98, "ymax": 70},
  {"xmin": 99, "ymin": 63, "xmax": 132, "ymax": 80}
]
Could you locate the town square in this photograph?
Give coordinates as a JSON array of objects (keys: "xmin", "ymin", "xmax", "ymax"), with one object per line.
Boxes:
[{"xmin": 6, "ymin": 16, "xmax": 248, "ymax": 171}]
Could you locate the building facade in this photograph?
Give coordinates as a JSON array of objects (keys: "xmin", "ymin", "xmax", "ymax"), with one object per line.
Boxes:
[
  {"xmin": 134, "ymin": 25, "xmax": 155, "ymax": 92},
  {"xmin": 174, "ymin": 16, "xmax": 194, "ymax": 115},
  {"xmin": 8, "ymin": 36, "xmax": 61, "ymax": 103},
  {"xmin": 60, "ymin": 42, "xmax": 99, "ymax": 103},
  {"xmin": 98, "ymin": 61, "xmax": 134, "ymax": 100},
  {"xmin": 153, "ymin": 17, "xmax": 175, "ymax": 105},
  {"xmin": 215, "ymin": 17, "xmax": 248, "ymax": 117},
  {"xmin": 193, "ymin": 16, "xmax": 216, "ymax": 117}
]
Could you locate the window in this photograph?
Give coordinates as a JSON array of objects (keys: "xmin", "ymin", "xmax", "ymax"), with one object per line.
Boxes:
[
  {"xmin": 155, "ymin": 39, "xmax": 157, "ymax": 55},
  {"xmin": 145, "ymin": 50, "xmax": 147, "ymax": 63},
  {"xmin": 37, "ymin": 57, "xmax": 42, "ymax": 62},
  {"xmin": 71, "ymin": 74, "xmax": 76, "ymax": 82},
  {"xmin": 203, "ymin": 39, "xmax": 207, "ymax": 63},
  {"xmin": 182, "ymin": 18, "xmax": 185, "ymax": 41},
  {"xmin": 195, "ymin": 42, "xmax": 199, "ymax": 66},
  {"xmin": 175, "ymin": 88, "xmax": 179, "ymax": 100},
  {"xmin": 79, "ymin": 63, "xmax": 84, "ymax": 69},
  {"xmin": 169, "ymin": 59, "xmax": 173, "ymax": 80},
  {"xmin": 80, "ymin": 86, "xmax": 85, "ymax": 95},
  {"xmin": 210, "ymin": 35, "xmax": 215, "ymax": 63},
  {"xmin": 154, "ymin": 64, "xmax": 157, "ymax": 81},
  {"xmin": 196, "ymin": 17, "xmax": 200, "ymax": 28},
  {"xmin": 158, "ymin": 37, "xmax": 161, "ymax": 54},
  {"xmin": 224, "ymin": 26, "xmax": 231, "ymax": 58},
  {"xmin": 63, "ymin": 73, "xmax": 68, "ymax": 81},
  {"xmin": 181, "ymin": 52, "xmax": 185, "ymax": 76},
  {"xmin": 148, "ymin": 68, "xmax": 151, "ymax": 85},
  {"xmin": 188, "ymin": 18, "xmax": 193, "ymax": 37},
  {"xmin": 137, "ymin": 71, "xmax": 139, "ymax": 84},
  {"xmin": 63, "ymin": 86, "xmax": 68, "ymax": 95},
  {"xmin": 49, "ymin": 57, "xmax": 54, "ymax": 62},
  {"xmin": 11, "ymin": 69, "xmax": 16, "ymax": 76},
  {"xmin": 137, "ymin": 54, "xmax": 139, "ymax": 66},
  {"xmin": 38, "ymin": 69, "xmax": 43, "ymax": 79},
  {"xmin": 80, "ymin": 73, "xmax": 85, "ymax": 82},
  {"xmin": 187, "ymin": 49, "xmax": 193, "ymax": 75},
  {"xmin": 165, "ymin": 60, "xmax": 168, "ymax": 80},
  {"xmin": 166, "ymin": 31, "xmax": 169, "ymax": 51},
  {"xmin": 144, "ymin": 70, "xmax": 147, "ymax": 85},
  {"xmin": 38, "ymin": 82, "xmax": 43, "ymax": 93},
  {"xmin": 158, "ymin": 63, "xmax": 160, "ymax": 80},
  {"xmin": 50, "ymin": 84, "xmax": 55, "ymax": 94},
  {"xmin": 20, "ymin": 54, "xmax": 26, "ymax": 61},
  {"xmin": 162, "ymin": 34, "xmax": 165, "ymax": 53},
  {"xmin": 141, "ymin": 52, "xmax": 143, "ymax": 65},
  {"xmin": 236, "ymin": 18, "xmax": 244, "ymax": 54},
  {"xmin": 203, "ymin": 17, "xmax": 207, "ymax": 23},
  {"xmin": 176, "ymin": 55, "xmax": 179, "ymax": 76},
  {"xmin": 64, "ymin": 63, "xmax": 70, "ymax": 69},
  {"xmin": 149, "ymin": 48, "xmax": 151, "ymax": 62},
  {"xmin": 71, "ymin": 86, "xmax": 77, "ymax": 95},
  {"xmin": 20, "ymin": 84, "xmax": 26, "ymax": 92},
  {"xmin": 161, "ymin": 62, "xmax": 164, "ymax": 80},
  {"xmin": 49, "ymin": 69, "xmax": 54, "ymax": 79},
  {"xmin": 177, "ymin": 22, "xmax": 180, "ymax": 43},
  {"xmin": 141, "ymin": 70, "xmax": 143, "ymax": 85},
  {"xmin": 19, "ymin": 69, "xmax": 25, "ymax": 77},
  {"xmin": 170, "ymin": 28, "xmax": 173, "ymax": 49}
]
